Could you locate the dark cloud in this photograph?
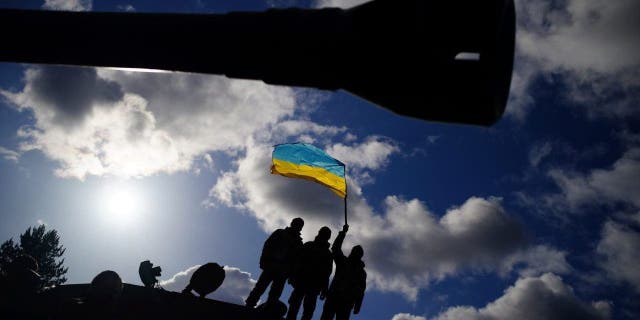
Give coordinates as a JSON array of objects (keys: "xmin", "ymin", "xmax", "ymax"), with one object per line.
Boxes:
[
  {"xmin": 1, "ymin": 66, "xmax": 295, "ymax": 178},
  {"xmin": 29, "ymin": 65, "xmax": 123, "ymax": 125}
]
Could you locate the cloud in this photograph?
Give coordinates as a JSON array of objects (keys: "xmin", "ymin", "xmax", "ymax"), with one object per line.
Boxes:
[
  {"xmin": 117, "ymin": 4, "xmax": 135, "ymax": 12},
  {"xmin": 97, "ymin": 68, "xmax": 296, "ymax": 159},
  {"xmin": 159, "ymin": 265, "xmax": 256, "ymax": 305},
  {"xmin": 325, "ymin": 137, "xmax": 399, "ymax": 185},
  {"xmin": 596, "ymin": 219, "xmax": 640, "ymax": 293},
  {"xmin": 508, "ymin": 0, "xmax": 640, "ymax": 119},
  {"xmin": 42, "ymin": 0, "xmax": 92, "ymax": 11},
  {"xmin": 528, "ymin": 142, "xmax": 552, "ymax": 168},
  {"xmin": 359, "ymin": 196, "xmax": 567, "ymax": 300},
  {"xmin": 546, "ymin": 147, "xmax": 640, "ymax": 210},
  {"xmin": 427, "ymin": 135, "xmax": 440, "ymax": 144},
  {"xmin": 500, "ymin": 245, "xmax": 570, "ymax": 277},
  {"xmin": 314, "ymin": 0, "xmax": 370, "ymax": 9},
  {"xmin": 391, "ymin": 313, "xmax": 425, "ymax": 320},
  {"xmin": 4, "ymin": 66, "xmax": 123, "ymax": 127},
  {"xmin": 325, "ymin": 137, "xmax": 398, "ymax": 171},
  {"xmin": 1, "ymin": 66, "xmax": 296, "ymax": 179},
  {"xmin": 516, "ymin": 0, "xmax": 640, "ymax": 73},
  {"xmin": 207, "ymin": 139, "xmax": 568, "ymax": 300},
  {"xmin": 270, "ymin": 120, "xmax": 347, "ymax": 145},
  {"xmin": 433, "ymin": 273, "xmax": 610, "ymax": 320},
  {"xmin": 0, "ymin": 146, "xmax": 20, "ymax": 162}
]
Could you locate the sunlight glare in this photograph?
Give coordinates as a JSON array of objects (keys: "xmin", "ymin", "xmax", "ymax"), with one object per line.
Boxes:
[{"xmin": 100, "ymin": 183, "xmax": 145, "ymax": 227}]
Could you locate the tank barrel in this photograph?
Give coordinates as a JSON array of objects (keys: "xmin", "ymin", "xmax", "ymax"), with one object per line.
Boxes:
[{"xmin": 0, "ymin": 0, "xmax": 515, "ymax": 126}]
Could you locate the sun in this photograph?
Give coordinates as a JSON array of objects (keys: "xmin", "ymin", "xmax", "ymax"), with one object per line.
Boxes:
[{"xmin": 100, "ymin": 183, "xmax": 145, "ymax": 227}]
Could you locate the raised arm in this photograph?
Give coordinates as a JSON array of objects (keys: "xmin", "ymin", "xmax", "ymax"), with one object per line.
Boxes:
[{"xmin": 331, "ymin": 224, "xmax": 349, "ymax": 260}]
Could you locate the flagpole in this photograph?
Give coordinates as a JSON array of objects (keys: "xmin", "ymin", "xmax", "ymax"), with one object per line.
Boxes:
[
  {"xmin": 344, "ymin": 177, "xmax": 348, "ymax": 225},
  {"xmin": 344, "ymin": 195, "xmax": 348, "ymax": 225}
]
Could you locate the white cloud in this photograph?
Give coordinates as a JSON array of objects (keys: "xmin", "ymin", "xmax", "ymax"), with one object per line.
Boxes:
[
  {"xmin": 98, "ymin": 68, "xmax": 296, "ymax": 158},
  {"xmin": 508, "ymin": 0, "xmax": 640, "ymax": 119},
  {"xmin": 0, "ymin": 146, "xmax": 20, "ymax": 162},
  {"xmin": 325, "ymin": 136, "xmax": 399, "ymax": 185},
  {"xmin": 42, "ymin": 0, "xmax": 92, "ymax": 11},
  {"xmin": 596, "ymin": 220, "xmax": 640, "ymax": 293},
  {"xmin": 206, "ymin": 140, "xmax": 568, "ymax": 300},
  {"xmin": 359, "ymin": 196, "xmax": 567, "ymax": 300},
  {"xmin": 433, "ymin": 273, "xmax": 610, "ymax": 320},
  {"xmin": 546, "ymin": 147, "xmax": 640, "ymax": 210},
  {"xmin": 273, "ymin": 120, "xmax": 347, "ymax": 139},
  {"xmin": 314, "ymin": 0, "xmax": 371, "ymax": 9},
  {"xmin": 159, "ymin": 265, "xmax": 256, "ymax": 305},
  {"xmin": 516, "ymin": 0, "xmax": 640, "ymax": 73},
  {"xmin": 391, "ymin": 313, "xmax": 425, "ymax": 320},
  {"xmin": 2, "ymin": 66, "xmax": 296, "ymax": 179},
  {"xmin": 325, "ymin": 137, "xmax": 398, "ymax": 171}
]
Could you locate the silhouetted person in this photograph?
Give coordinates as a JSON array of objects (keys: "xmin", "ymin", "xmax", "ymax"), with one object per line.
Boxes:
[
  {"xmin": 320, "ymin": 225, "xmax": 366, "ymax": 320},
  {"xmin": 286, "ymin": 226, "xmax": 333, "ymax": 320},
  {"xmin": 139, "ymin": 260, "xmax": 162, "ymax": 288},
  {"xmin": 245, "ymin": 217, "xmax": 304, "ymax": 308},
  {"xmin": 182, "ymin": 262, "xmax": 225, "ymax": 298}
]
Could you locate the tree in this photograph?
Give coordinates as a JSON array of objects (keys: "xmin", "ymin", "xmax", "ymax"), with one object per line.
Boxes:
[
  {"xmin": 0, "ymin": 238, "xmax": 21, "ymax": 277},
  {"xmin": 0, "ymin": 225, "xmax": 68, "ymax": 288}
]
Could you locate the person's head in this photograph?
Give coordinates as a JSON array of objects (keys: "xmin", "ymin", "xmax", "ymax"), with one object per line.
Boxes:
[
  {"xmin": 290, "ymin": 217, "xmax": 304, "ymax": 233},
  {"xmin": 349, "ymin": 245, "xmax": 364, "ymax": 260},
  {"xmin": 316, "ymin": 226, "xmax": 331, "ymax": 242}
]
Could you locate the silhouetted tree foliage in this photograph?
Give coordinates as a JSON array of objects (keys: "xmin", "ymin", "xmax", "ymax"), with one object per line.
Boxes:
[
  {"xmin": 0, "ymin": 225, "xmax": 68, "ymax": 287},
  {"xmin": 0, "ymin": 238, "xmax": 21, "ymax": 277}
]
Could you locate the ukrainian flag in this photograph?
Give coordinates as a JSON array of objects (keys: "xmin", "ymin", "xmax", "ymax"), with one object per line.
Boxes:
[{"xmin": 271, "ymin": 143, "xmax": 346, "ymax": 198}]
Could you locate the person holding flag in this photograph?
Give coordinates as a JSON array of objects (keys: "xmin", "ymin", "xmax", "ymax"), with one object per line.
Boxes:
[
  {"xmin": 320, "ymin": 224, "xmax": 366, "ymax": 320},
  {"xmin": 270, "ymin": 143, "xmax": 366, "ymax": 318}
]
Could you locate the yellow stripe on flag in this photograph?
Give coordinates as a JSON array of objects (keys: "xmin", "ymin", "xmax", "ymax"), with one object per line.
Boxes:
[{"xmin": 272, "ymin": 158, "xmax": 346, "ymax": 198}]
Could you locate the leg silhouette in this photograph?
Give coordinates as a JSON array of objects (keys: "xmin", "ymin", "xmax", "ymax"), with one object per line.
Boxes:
[
  {"xmin": 246, "ymin": 270, "xmax": 273, "ymax": 307},
  {"xmin": 301, "ymin": 292, "xmax": 319, "ymax": 320},
  {"xmin": 286, "ymin": 288, "xmax": 305, "ymax": 320}
]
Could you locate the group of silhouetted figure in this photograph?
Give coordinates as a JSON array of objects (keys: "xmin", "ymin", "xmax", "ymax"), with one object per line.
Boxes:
[
  {"xmin": 246, "ymin": 218, "xmax": 366, "ymax": 320},
  {"xmin": 0, "ymin": 218, "xmax": 366, "ymax": 320}
]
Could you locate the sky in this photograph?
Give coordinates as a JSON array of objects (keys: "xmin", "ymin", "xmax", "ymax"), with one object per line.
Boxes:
[{"xmin": 0, "ymin": 0, "xmax": 639, "ymax": 319}]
